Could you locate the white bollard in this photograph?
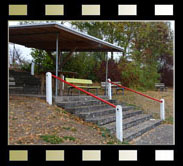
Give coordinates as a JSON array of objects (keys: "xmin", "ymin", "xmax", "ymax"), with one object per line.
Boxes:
[
  {"xmin": 160, "ymin": 99, "xmax": 165, "ymax": 120},
  {"xmin": 108, "ymin": 78, "xmax": 112, "ymax": 100},
  {"xmin": 31, "ymin": 62, "xmax": 35, "ymax": 75},
  {"xmin": 116, "ymin": 105, "xmax": 123, "ymax": 142},
  {"xmin": 46, "ymin": 72, "xmax": 52, "ymax": 105},
  {"xmin": 62, "ymin": 75, "xmax": 65, "ymax": 90}
]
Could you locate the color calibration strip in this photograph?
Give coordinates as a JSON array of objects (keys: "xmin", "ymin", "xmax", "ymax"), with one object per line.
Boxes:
[
  {"xmin": 8, "ymin": 4, "xmax": 174, "ymax": 16},
  {"xmin": 9, "ymin": 150, "xmax": 175, "ymax": 161}
]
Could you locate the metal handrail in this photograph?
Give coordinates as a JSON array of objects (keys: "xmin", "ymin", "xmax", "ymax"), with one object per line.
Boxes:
[
  {"xmin": 108, "ymin": 80, "xmax": 162, "ymax": 103},
  {"xmin": 52, "ymin": 74, "xmax": 117, "ymax": 108}
]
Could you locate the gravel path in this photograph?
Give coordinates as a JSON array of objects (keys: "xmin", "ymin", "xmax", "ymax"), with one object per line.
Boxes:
[{"xmin": 131, "ymin": 124, "xmax": 174, "ymax": 145}]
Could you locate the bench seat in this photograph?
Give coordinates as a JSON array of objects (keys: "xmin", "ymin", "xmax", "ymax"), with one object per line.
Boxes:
[
  {"xmin": 68, "ymin": 85, "xmax": 100, "ymax": 89},
  {"xmin": 155, "ymin": 83, "xmax": 168, "ymax": 91},
  {"xmin": 66, "ymin": 78, "xmax": 100, "ymax": 95}
]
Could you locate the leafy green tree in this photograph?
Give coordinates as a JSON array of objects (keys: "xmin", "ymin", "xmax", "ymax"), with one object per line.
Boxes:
[{"xmin": 30, "ymin": 49, "xmax": 54, "ymax": 73}]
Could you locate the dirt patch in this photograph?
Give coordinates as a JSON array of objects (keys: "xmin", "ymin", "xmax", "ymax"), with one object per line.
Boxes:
[{"xmin": 9, "ymin": 96, "xmax": 122, "ymax": 145}]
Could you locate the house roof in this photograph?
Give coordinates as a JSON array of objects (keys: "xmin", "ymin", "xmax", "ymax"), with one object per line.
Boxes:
[{"xmin": 9, "ymin": 23, "xmax": 123, "ymax": 52}]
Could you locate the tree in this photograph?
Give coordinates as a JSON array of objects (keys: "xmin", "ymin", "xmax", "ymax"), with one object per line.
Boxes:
[
  {"xmin": 95, "ymin": 59, "xmax": 121, "ymax": 82},
  {"xmin": 30, "ymin": 49, "xmax": 54, "ymax": 73}
]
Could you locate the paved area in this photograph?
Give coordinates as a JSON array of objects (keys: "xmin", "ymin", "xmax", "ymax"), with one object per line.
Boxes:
[{"xmin": 131, "ymin": 124, "xmax": 174, "ymax": 145}]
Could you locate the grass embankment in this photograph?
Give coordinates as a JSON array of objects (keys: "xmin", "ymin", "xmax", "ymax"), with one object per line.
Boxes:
[{"xmin": 113, "ymin": 88, "xmax": 174, "ymax": 124}]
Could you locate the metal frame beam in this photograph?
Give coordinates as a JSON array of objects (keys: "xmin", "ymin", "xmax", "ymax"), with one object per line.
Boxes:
[{"xmin": 55, "ymin": 33, "xmax": 59, "ymax": 96}]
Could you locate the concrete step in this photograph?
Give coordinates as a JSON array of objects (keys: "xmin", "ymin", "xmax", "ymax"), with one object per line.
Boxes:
[
  {"xmin": 102, "ymin": 114, "xmax": 152, "ymax": 132},
  {"xmin": 55, "ymin": 95, "xmax": 109, "ymax": 102},
  {"xmin": 123, "ymin": 119, "xmax": 162, "ymax": 142},
  {"xmin": 76, "ymin": 105, "xmax": 136, "ymax": 118},
  {"xmin": 77, "ymin": 108, "xmax": 115, "ymax": 119},
  {"xmin": 9, "ymin": 77, "xmax": 15, "ymax": 81},
  {"xmin": 65, "ymin": 104, "xmax": 135, "ymax": 114},
  {"xmin": 9, "ymin": 82, "xmax": 16, "ymax": 86},
  {"xmin": 9, "ymin": 86, "xmax": 41, "ymax": 94},
  {"xmin": 85, "ymin": 110, "xmax": 143, "ymax": 126},
  {"xmin": 56, "ymin": 99, "xmax": 117, "ymax": 108}
]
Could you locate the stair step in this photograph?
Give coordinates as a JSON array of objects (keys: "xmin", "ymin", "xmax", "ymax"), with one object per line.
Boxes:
[
  {"xmin": 9, "ymin": 70, "xmax": 41, "ymax": 95},
  {"xmin": 65, "ymin": 104, "xmax": 135, "ymax": 114},
  {"xmin": 85, "ymin": 110, "xmax": 143, "ymax": 125},
  {"xmin": 102, "ymin": 114, "xmax": 152, "ymax": 132},
  {"xmin": 123, "ymin": 119, "xmax": 162, "ymax": 142},
  {"xmin": 9, "ymin": 82, "xmax": 16, "ymax": 86},
  {"xmin": 55, "ymin": 96, "xmax": 109, "ymax": 102},
  {"xmin": 56, "ymin": 99, "xmax": 117, "ymax": 108},
  {"xmin": 77, "ymin": 108, "xmax": 115, "ymax": 119},
  {"xmin": 9, "ymin": 86, "xmax": 23, "ymax": 89},
  {"xmin": 76, "ymin": 106, "xmax": 136, "ymax": 118},
  {"xmin": 9, "ymin": 77, "xmax": 15, "ymax": 81}
]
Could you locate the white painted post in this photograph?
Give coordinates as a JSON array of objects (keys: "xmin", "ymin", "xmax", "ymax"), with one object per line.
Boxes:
[
  {"xmin": 116, "ymin": 105, "xmax": 123, "ymax": 142},
  {"xmin": 31, "ymin": 61, "xmax": 35, "ymax": 75},
  {"xmin": 62, "ymin": 75, "xmax": 65, "ymax": 90},
  {"xmin": 46, "ymin": 72, "xmax": 52, "ymax": 105},
  {"xmin": 108, "ymin": 78, "xmax": 112, "ymax": 100},
  {"xmin": 160, "ymin": 99, "xmax": 165, "ymax": 120}
]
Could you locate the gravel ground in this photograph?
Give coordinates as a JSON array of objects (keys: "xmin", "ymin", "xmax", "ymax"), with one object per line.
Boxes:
[{"xmin": 131, "ymin": 124, "xmax": 174, "ymax": 145}]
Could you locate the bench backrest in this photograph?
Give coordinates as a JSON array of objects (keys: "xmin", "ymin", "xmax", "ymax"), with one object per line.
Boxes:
[
  {"xmin": 101, "ymin": 81, "xmax": 121, "ymax": 87},
  {"xmin": 155, "ymin": 83, "xmax": 165, "ymax": 87},
  {"xmin": 66, "ymin": 78, "xmax": 92, "ymax": 85}
]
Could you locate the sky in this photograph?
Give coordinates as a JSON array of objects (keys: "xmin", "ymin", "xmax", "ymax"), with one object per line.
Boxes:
[{"xmin": 9, "ymin": 21, "xmax": 175, "ymax": 62}]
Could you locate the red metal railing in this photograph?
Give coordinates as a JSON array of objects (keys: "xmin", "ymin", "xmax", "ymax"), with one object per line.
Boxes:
[
  {"xmin": 108, "ymin": 80, "xmax": 162, "ymax": 103},
  {"xmin": 52, "ymin": 74, "xmax": 117, "ymax": 108}
]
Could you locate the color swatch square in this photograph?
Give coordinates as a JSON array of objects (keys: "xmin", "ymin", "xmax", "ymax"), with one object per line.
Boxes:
[
  {"xmin": 9, "ymin": 150, "xmax": 28, "ymax": 161},
  {"xmin": 46, "ymin": 150, "xmax": 64, "ymax": 161},
  {"xmin": 9, "ymin": 5, "xmax": 27, "ymax": 16},
  {"xmin": 82, "ymin": 150, "xmax": 101, "ymax": 161},
  {"xmin": 82, "ymin": 5, "xmax": 100, "ymax": 15},
  {"xmin": 45, "ymin": 5, "xmax": 64, "ymax": 15},
  {"xmin": 118, "ymin": 5, "xmax": 137, "ymax": 15},
  {"xmin": 119, "ymin": 150, "xmax": 137, "ymax": 161}
]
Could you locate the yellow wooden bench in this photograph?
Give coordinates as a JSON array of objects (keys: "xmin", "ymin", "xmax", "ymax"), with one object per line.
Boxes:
[{"xmin": 65, "ymin": 78, "xmax": 100, "ymax": 95}]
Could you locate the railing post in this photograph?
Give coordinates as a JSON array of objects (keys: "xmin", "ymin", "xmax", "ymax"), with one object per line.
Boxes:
[
  {"xmin": 116, "ymin": 105, "xmax": 123, "ymax": 142},
  {"xmin": 31, "ymin": 61, "xmax": 35, "ymax": 75},
  {"xmin": 160, "ymin": 99, "xmax": 165, "ymax": 120},
  {"xmin": 108, "ymin": 78, "xmax": 112, "ymax": 100},
  {"xmin": 46, "ymin": 72, "xmax": 52, "ymax": 105}
]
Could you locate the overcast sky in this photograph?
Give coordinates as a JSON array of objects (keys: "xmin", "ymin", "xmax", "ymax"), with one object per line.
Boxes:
[{"xmin": 9, "ymin": 21, "xmax": 175, "ymax": 62}]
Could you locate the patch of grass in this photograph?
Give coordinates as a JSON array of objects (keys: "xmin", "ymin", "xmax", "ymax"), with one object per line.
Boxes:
[
  {"xmin": 63, "ymin": 136, "xmax": 76, "ymax": 141},
  {"xmin": 99, "ymin": 127, "xmax": 111, "ymax": 138},
  {"xmin": 55, "ymin": 108, "xmax": 68, "ymax": 114},
  {"xmin": 62, "ymin": 126, "xmax": 71, "ymax": 130},
  {"xmin": 107, "ymin": 140, "xmax": 129, "ymax": 145},
  {"xmin": 71, "ymin": 127, "xmax": 77, "ymax": 132},
  {"xmin": 163, "ymin": 116, "xmax": 173, "ymax": 124},
  {"xmin": 55, "ymin": 108, "xmax": 61, "ymax": 112},
  {"xmin": 40, "ymin": 135, "xmax": 63, "ymax": 144},
  {"xmin": 62, "ymin": 110, "xmax": 68, "ymax": 114},
  {"xmin": 62, "ymin": 126, "xmax": 77, "ymax": 132}
]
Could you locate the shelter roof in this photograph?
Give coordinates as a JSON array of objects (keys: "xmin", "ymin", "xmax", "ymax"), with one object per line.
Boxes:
[{"xmin": 9, "ymin": 23, "xmax": 123, "ymax": 52}]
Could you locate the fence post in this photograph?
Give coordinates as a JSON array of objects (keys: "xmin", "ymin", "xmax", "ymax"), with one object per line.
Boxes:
[
  {"xmin": 160, "ymin": 99, "xmax": 165, "ymax": 120},
  {"xmin": 31, "ymin": 61, "xmax": 35, "ymax": 75},
  {"xmin": 116, "ymin": 105, "xmax": 123, "ymax": 142},
  {"xmin": 108, "ymin": 78, "xmax": 112, "ymax": 100},
  {"xmin": 46, "ymin": 72, "xmax": 52, "ymax": 105}
]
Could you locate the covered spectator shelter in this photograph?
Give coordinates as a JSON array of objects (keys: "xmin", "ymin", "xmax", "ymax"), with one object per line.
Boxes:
[{"xmin": 9, "ymin": 23, "xmax": 123, "ymax": 96}]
